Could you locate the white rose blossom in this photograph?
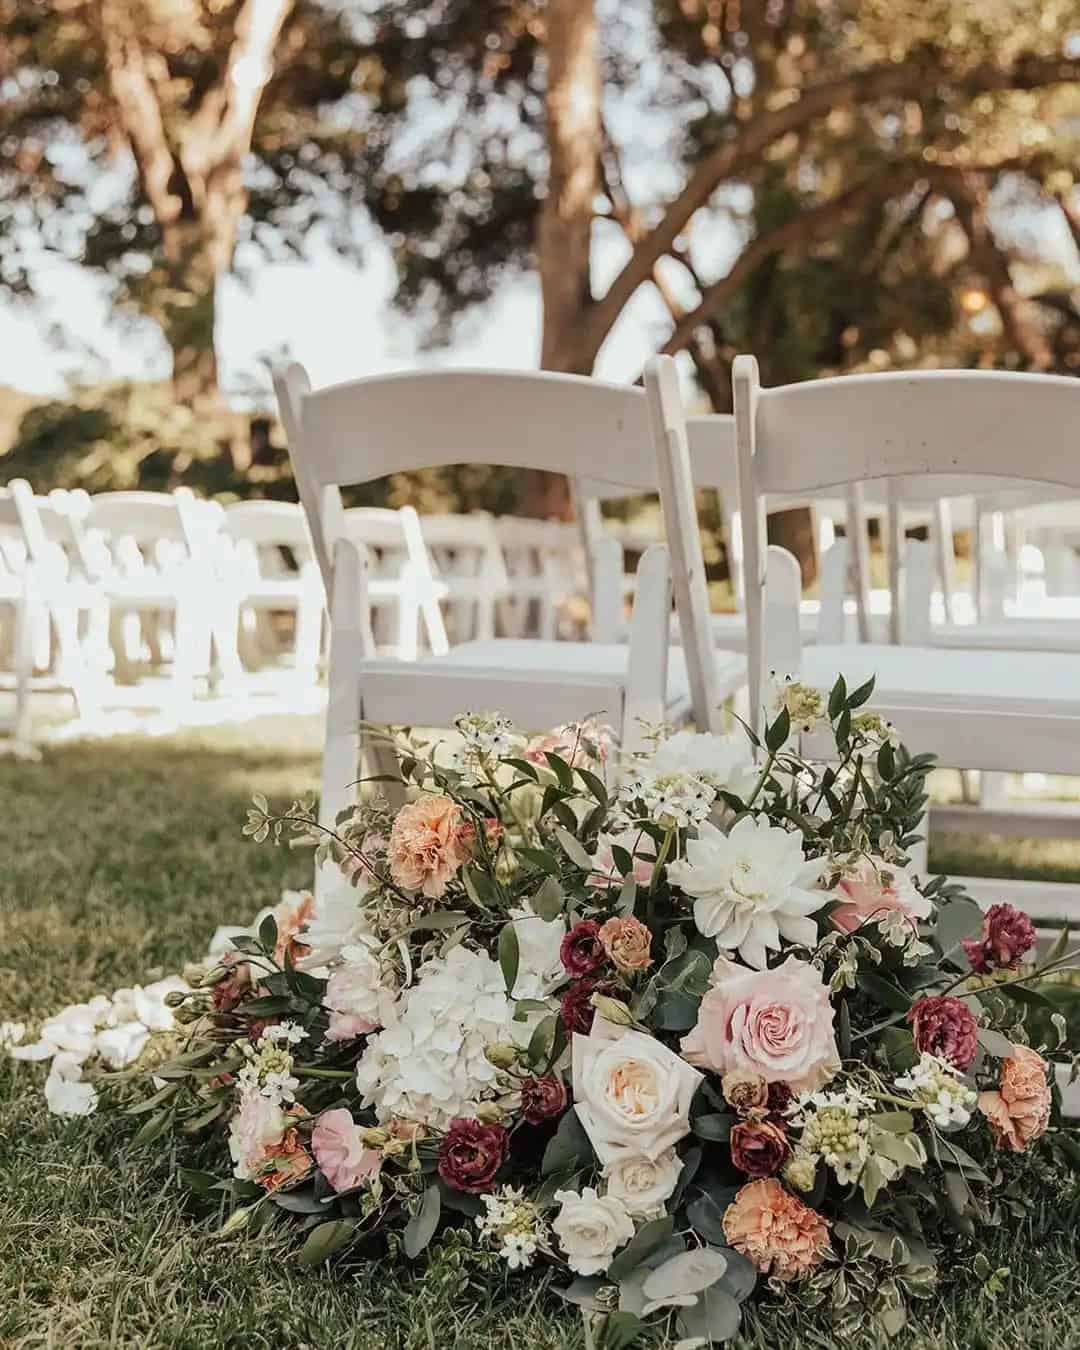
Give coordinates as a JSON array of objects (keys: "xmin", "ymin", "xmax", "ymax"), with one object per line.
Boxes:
[
  {"xmin": 572, "ymin": 1021, "xmax": 703, "ymax": 1165},
  {"xmin": 551, "ymin": 1187, "xmax": 636, "ymax": 1276},
  {"xmin": 669, "ymin": 815, "xmax": 826, "ymax": 969},
  {"xmin": 602, "ymin": 1147, "xmax": 683, "ymax": 1217}
]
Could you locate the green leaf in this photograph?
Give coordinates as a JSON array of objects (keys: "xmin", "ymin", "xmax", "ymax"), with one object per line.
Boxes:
[
  {"xmin": 692, "ymin": 1113, "xmax": 735, "ymax": 1142},
  {"xmin": 641, "ymin": 1248, "xmax": 728, "ymax": 1306},
  {"xmin": 403, "ymin": 1185, "xmax": 441, "ymax": 1259},
  {"xmin": 934, "ymin": 898, "xmax": 984, "ymax": 959},
  {"xmin": 1045, "ymin": 925, "xmax": 1071, "ymax": 965},
  {"xmin": 857, "ymin": 971, "xmax": 912, "ymax": 1012},
  {"xmin": 597, "ymin": 1311, "xmax": 643, "ymax": 1349},
  {"xmin": 765, "ymin": 706, "xmax": 790, "ymax": 752},
  {"xmin": 527, "ymin": 1014, "xmax": 558, "ymax": 1068},
  {"xmin": 544, "ymin": 751, "xmax": 574, "ymax": 790},
  {"xmin": 848, "ymin": 675, "xmax": 876, "ymax": 709},
  {"xmin": 131, "ymin": 1109, "xmax": 173, "ymax": 1147},
  {"xmin": 542, "ymin": 1108, "xmax": 594, "ymax": 1176},
  {"xmin": 977, "ymin": 1028, "xmax": 1016, "ymax": 1059},
  {"xmin": 860, "ymin": 1154, "xmax": 887, "ymax": 1208},
  {"xmin": 517, "ymin": 845, "xmax": 560, "ymax": 877},
  {"xmin": 498, "ymin": 921, "xmax": 520, "ymax": 996},
  {"xmin": 871, "ymin": 1111, "xmax": 915, "ymax": 1133},
  {"xmin": 409, "ymin": 911, "xmax": 470, "ymax": 933},
  {"xmin": 124, "ymin": 1082, "xmax": 180, "ymax": 1116},
  {"xmin": 687, "ymin": 1189, "xmax": 737, "ymax": 1244},
  {"xmin": 258, "ymin": 913, "xmax": 279, "ymax": 953},
  {"xmin": 271, "ymin": 1190, "xmax": 333, "ymax": 1214},
  {"xmin": 531, "ymin": 876, "xmax": 565, "ymax": 922},
  {"xmin": 240, "ymin": 995, "xmax": 294, "ymax": 1017},
  {"xmin": 828, "ymin": 674, "xmax": 847, "ymax": 721},
  {"xmin": 607, "ymin": 1216, "xmax": 675, "ymax": 1281},
  {"xmin": 555, "ymin": 826, "xmax": 595, "ymax": 871},
  {"xmin": 299, "ymin": 1219, "xmax": 357, "ymax": 1267},
  {"xmin": 556, "ymin": 1276, "xmax": 605, "ymax": 1311},
  {"xmin": 676, "ymin": 1285, "xmax": 742, "ymax": 1345},
  {"xmin": 502, "ymin": 757, "xmax": 539, "ymax": 782},
  {"xmin": 575, "ymin": 766, "xmax": 608, "ymax": 804},
  {"xmin": 178, "ymin": 1168, "xmax": 220, "ymax": 1194}
]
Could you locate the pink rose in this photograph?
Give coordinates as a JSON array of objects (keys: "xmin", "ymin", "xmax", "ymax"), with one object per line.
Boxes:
[
  {"xmin": 681, "ymin": 956, "xmax": 840, "ymax": 1092},
  {"xmin": 830, "ymin": 856, "xmax": 931, "ymax": 935},
  {"xmin": 388, "ymin": 795, "xmax": 471, "ymax": 899},
  {"xmin": 587, "ymin": 831, "xmax": 656, "ymax": 891},
  {"xmin": 311, "ymin": 1107, "xmax": 382, "ymax": 1192}
]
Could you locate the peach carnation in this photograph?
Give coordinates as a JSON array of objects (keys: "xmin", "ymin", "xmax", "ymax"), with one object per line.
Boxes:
[
  {"xmin": 272, "ymin": 890, "xmax": 315, "ymax": 966},
  {"xmin": 978, "ymin": 1045, "xmax": 1051, "ymax": 1153},
  {"xmin": 388, "ymin": 794, "xmax": 471, "ymax": 899},
  {"xmin": 598, "ymin": 916, "xmax": 654, "ymax": 972},
  {"xmin": 722, "ymin": 1178, "xmax": 830, "ymax": 1281}
]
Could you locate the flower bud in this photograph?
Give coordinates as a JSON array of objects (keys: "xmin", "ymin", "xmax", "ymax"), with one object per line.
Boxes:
[
  {"xmin": 475, "ymin": 1101, "xmax": 505, "ymax": 1124},
  {"xmin": 783, "ymin": 1149, "xmax": 818, "ymax": 1194},
  {"xmin": 164, "ymin": 990, "xmax": 189, "ymax": 1009},
  {"xmin": 484, "ymin": 1042, "xmax": 522, "ymax": 1070},
  {"xmin": 589, "ymin": 994, "xmax": 634, "ymax": 1027},
  {"xmin": 360, "ymin": 1127, "xmax": 390, "ymax": 1149},
  {"xmin": 198, "ymin": 965, "xmax": 229, "ymax": 988}
]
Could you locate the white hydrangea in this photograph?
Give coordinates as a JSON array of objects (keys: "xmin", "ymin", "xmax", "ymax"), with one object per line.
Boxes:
[
  {"xmin": 355, "ymin": 946, "xmax": 519, "ymax": 1129},
  {"xmin": 896, "ymin": 1053, "xmax": 977, "ymax": 1128},
  {"xmin": 647, "ymin": 730, "xmax": 757, "ymax": 799}
]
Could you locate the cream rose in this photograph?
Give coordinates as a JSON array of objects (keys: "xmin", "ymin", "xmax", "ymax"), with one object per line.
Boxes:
[
  {"xmin": 552, "ymin": 1187, "xmax": 635, "ymax": 1275},
  {"xmin": 572, "ymin": 1021, "xmax": 703, "ymax": 1164},
  {"xmin": 602, "ymin": 1147, "xmax": 683, "ymax": 1217},
  {"xmin": 681, "ymin": 956, "xmax": 840, "ymax": 1092}
]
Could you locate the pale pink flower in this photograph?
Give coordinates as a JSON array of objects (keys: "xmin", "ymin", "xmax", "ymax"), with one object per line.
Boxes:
[
  {"xmin": 586, "ymin": 830, "xmax": 656, "ymax": 891},
  {"xmin": 681, "ymin": 956, "xmax": 840, "ymax": 1092},
  {"xmin": 830, "ymin": 856, "xmax": 931, "ymax": 935},
  {"xmin": 388, "ymin": 795, "xmax": 471, "ymax": 899},
  {"xmin": 312, "ymin": 1107, "xmax": 382, "ymax": 1191}
]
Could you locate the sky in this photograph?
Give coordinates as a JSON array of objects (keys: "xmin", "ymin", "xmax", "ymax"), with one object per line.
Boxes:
[{"xmin": 0, "ymin": 223, "xmax": 684, "ymax": 403}]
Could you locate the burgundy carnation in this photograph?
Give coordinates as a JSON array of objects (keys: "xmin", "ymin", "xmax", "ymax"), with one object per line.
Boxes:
[
  {"xmin": 560, "ymin": 978, "xmax": 618, "ymax": 1035},
  {"xmin": 908, "ymin": 995, "xmax": 979, "ymax": 1070},
  {"xmin": 766, "ymin": 1081, "xmax": 795, "ymax": 1121},
  {"xmin": 560, "ymin": 920, "xmax": 608, "ymax": 978},
  {"xmin": 520, "ymin": 1074, "xmax": 568, "ymax": 1125},
  {"xmin": 962, "ymin": 903, "xmax": 1037, "ymax": 974},
  {"xmin": 730, "ymin": 1120, "xmax": 791, "ymax": 1178},
  {"xmin": 437, "ymin": 1117, "xmax": 510, "ymax": 1194}
]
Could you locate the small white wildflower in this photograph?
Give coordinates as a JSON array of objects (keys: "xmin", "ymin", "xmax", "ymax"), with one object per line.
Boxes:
[
  {"xmin": 476, "ymin": 1186, "xmax": 547, "ymax": 1270},
  {"xmin": 767, "ymin": 673, "xmax": 826, "ymax": 734},
  {"xmin": 896, "ymin": 1053, "xmax": 977, "ymax": 1129},
  {"xmin": 620, "ymin": 766, "xmax": 715, "ymax": 829},
  {"xmin": 262, "ymin": 1020, "xmax": 309, "ymax": 1046}
]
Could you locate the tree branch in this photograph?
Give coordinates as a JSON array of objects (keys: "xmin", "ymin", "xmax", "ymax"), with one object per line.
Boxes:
[{"xmin": 583, "ymin": 51, "xmax": 1080, "ymax": 365}]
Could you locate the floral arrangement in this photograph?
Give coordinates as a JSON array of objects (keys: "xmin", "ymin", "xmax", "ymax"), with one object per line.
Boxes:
[{"xmin": 9, "ymin": 676, "xmax": 1080, "ymax": 1346}]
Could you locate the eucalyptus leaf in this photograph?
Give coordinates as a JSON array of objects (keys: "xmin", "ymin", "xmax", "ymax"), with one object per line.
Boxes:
[
  {"xmin": 403, "ymin": 1185, "xmax": 441, "ymax": 1259},
  {"xmin": 298, "ymin": 1218, "xmax": 356, "ymax": 1267},
  {"xmin": 675, "ymin": 1285, "xmax": 742, "ymax": 1345},
  {"xmin": 555, "ymin": 826, "xmax": 595, "ymax": 872},
  {"xmin": 531, "ymin": 876, "xmax": 565, "ymax": 922},
  {"xmin": 498, "ymin": 921, "xmax": 520, "ymax": 996},
  {"xmin": 607, "ymin": 1216, "xmax": 675, "ymax": 1281}
]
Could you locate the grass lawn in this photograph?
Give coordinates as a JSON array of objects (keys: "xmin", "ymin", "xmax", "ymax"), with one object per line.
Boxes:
[{"xmin": 2, "ymin": 723, "xmax": 1079, "ymax": 1349}]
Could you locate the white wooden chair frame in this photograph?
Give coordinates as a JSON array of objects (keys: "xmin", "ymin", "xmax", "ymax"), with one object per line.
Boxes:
[
  {"xmin": 274, "ymin": 362, "xmax": 746, "ymax": 899},
  {"xmin": 724, "ymin": 356, "xmax": 1080, "ymax": 926}
]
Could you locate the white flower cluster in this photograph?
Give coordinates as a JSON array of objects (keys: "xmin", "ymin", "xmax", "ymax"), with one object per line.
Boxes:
[
  {"xmin": 620, "ymin": 729, "xmax": 757, "ymax": 830},
  {"xmin": 475, "ymin": 1186, "xmax": 548, "ymax": 1270},
  {"xmin": 450, "ymin": 712, "xmax": 523, "ymax": 783},
  {"xmin": 237, "ymin": 1031, "xmax": 300, "ymax": 1107},
  {"xmin": 896, "ymin": 1053, "xmax": 977, "ymax": 1128},
  {"xmin": 8, "ymin": 977, "xmax": 187, "ymax": 1117},
  {"xmin": 794, "ymin": 1084, "xmax": 876, "ymax": 1185},
  {"xmin": 620, "ymin": 766, "xmax": 715, "ymax": 829},
  {"xmin": 354, "ymin": 946, "xmax": 521, "ymax": 1129},
  {"xmin": 261, "ymin": 1020, "xmax": 309, "ymax": 1046}
]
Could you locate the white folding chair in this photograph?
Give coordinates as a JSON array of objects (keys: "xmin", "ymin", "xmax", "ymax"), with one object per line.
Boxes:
[
  {"xmin": 274, "ymin": 363, "xmax": 745, "ymax": 894},
  {"xmin": 717, "ymin": 356, "xmax": 1080, "ymax": 921},
  {"xmin": 0, "ymin": 490, "xmax": 34, "ymax": 754},
  {"xmin": 418, "ymin": 512, "xmax": 511, "ymax": 643},
  {"xmin": 344, "ymin": 506, "xmax": 449, "ymax": 660},
  {"xmin": 224, "ymin": 500, "xmax": 324, "ymax": 677},
  {"xmin": 494, "ymin": 516, "xmax": 585, "ymax": 640}
]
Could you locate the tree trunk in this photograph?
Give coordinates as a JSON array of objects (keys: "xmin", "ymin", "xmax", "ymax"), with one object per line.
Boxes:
[{"xmin": 529, "ymin": 0, "xmax": 602, "ymax": 519}]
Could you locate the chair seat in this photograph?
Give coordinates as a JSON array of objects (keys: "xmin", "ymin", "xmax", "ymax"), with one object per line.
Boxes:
[
  {"xmin": 241, "ymin": 578, "xmax": 308, "ymax": 606},
  {"xmin": 802, "ymin": 643, "xmax": 1080, "ymax": 717},
  {"xmin": 431, "ymin": 639, "xmax": 745, "ymax": 718},
  {"xmin": 929, "ymin": 620, "xmax": 1080, "ymax": 654}
]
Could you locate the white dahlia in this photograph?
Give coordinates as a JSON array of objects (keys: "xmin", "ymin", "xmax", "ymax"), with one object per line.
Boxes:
[{"xmin": 669, "ymin": 815, "xmax": 825, "ymax": 968}]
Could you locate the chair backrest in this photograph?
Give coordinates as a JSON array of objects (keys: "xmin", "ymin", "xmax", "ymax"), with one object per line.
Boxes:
[
  {"xmin": 84, "ymin": 491, "xmax": 188, "ymax": 546},
  {"xmin": 733, "ymin": 357, "xmax": 1080, "ymax": 726},
  {"xmin": 419, "ymin": 512, "xmax": 510, "ymax": 590},
  {"xmin": 273, "ymin": 364, "xmax": 662, "ymax": 594},
  {"xmin": 225, "ymin": 499, "xmax": 312, "ymax": 548}
]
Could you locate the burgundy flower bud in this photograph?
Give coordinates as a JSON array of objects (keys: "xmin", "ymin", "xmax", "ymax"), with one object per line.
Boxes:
[
  {"xmin": 520, "ymin": 1074, "xmax": 568, "ymax": 1125},
  {"xmin": 437, "ymin": 1117, "xmax": 510, "ymax": 1194},
  {"xmin": 766, "ymin": 1081, "xmax": 795, "ymax": 1120},
  {"xmin": 907, "ymin": 995, "xmax": 979, "ymax": 1070},
  {"xmin": 560, "ymin": 978, "xmax": 618, "ymax": 1035},
  {"xmin": 962, "ymin": 903, "xmax": 1037, "ymax": 974},
  {"xmin": 730, "ymin": 1120, "xmax": 791, "ymax": 1178},
  {"xmin": 560, "ymin": 920, "xmax": 608, "ymax": 978}
]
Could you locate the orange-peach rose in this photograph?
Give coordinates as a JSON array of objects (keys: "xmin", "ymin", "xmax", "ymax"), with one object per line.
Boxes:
[
  {"xmin": 257, "ymin": 1124, "xmax": 314, "ymax": 1193},
  {"xmin": 722, "ymin": 1178, "xmax": 830, "ymax": 1281},
  {"xmin": 978, "ymin": 1045, "xmax": 1051, "ymax": 1153},
  {"xmin": 598, "ymin": 916, "xmax": 654, "ymax": 972},
  {"xmin": 388, "ymin": 794, "xmax": 471, "ymax": 899}
]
